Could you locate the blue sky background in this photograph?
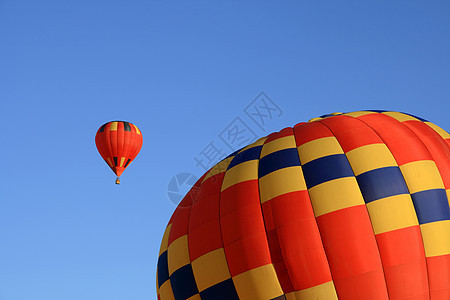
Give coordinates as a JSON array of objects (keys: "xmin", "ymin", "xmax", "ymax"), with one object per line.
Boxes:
[{"xmin": 0, "ymin": 1, "xmax": 449, "ymax": 299}]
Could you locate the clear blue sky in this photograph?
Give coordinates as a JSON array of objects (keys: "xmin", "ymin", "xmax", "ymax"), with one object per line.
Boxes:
[{"xmin": 0, "ymin": 1, "xmax": 449, "ymax": 299}]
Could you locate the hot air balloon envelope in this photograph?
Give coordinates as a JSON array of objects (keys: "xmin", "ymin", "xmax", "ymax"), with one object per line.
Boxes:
[
  {"xmin": 95, "ymin": 121, "xmax": 143, "ymax": 183},
  {"xmin": 157, "ymin": 111, "xmax": 450, "ymax": 300}
]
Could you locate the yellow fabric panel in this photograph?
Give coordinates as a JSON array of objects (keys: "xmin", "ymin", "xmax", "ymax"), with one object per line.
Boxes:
[
  {"xmin": 168, "ymin": 235, "xmax": 190, "ymax": 275},
  {"xmin": 110, "ymin": 121, "xmax": 118, "ymax": 131},
  {"xmin": 298, "ymin": 137, "xmax": 344, "ymax": 165},
  {"xmin": 186, "ymin": 294, "xmax": 201, "ymax": 300},
  {"xmin": 366, "ymin": 194, "xmax": 419, "ymax": 235},
  {"xmin": 420, "ymin": 220, "xmax": 450, "ymax": 257},
  {"xmin": 159, "ymin": 224, "xmax": 172, "ymax": 255},
  {"xmin": 156, "ymin": 267, "xmax": 160, "ymax": 294},
  {"xmin": 191, "ymin": 248, "xmax": 231, "ymax": 292},
  {"xmin": 133, "ymin": 124, "xmax": 141, "ymax": 135},
  {"xmin": 202, "ymin": 156, "xmax": 233, "ymax": 183},
  {"xmin": 259, "ymin": 166, "xmax": 307, "ymax": 203},
  {"xmin": 238, "ymin": 137, "xmax": 267, "ymax": 153},
  {"xmin": 307, "ymin": 117, "xmax": 322, "ymax": 123},
  {"xmin": 399, "ymin": 160, "xmax": 445, "ymax": 194},
  {"xmin": 346, "ymin": 144, "xmax": 397, "ymax": 176},
  {"xmin": 119, "ymin": 157, "xmax": 126, "ymax": 167},
  {"xmin": 260, "ymin": 136, "xmax": 296, "ymax": 158},
  {"xmin": 447, "ymin": 189, "xmax": 450, "ymax": 208},
  {"xmin": 425, "ymin": 122, "xmax": 450, "ymax": 140},
  {"xmin": 343, "ymin": 111, "xmax": 378, "ymax": 118},
  {"xmin": 382, "ymin": 111, "xmax": 419, "ymax": 122},
  {"xmin": 159, "ymin": 280, "xmax": 175, "ymax": 300},
  {"xmin": 285, "ymin": 281, "xmax": 338, "ymax": 300},
  {"xmin": 233, "ymin": 264, "xmax": 283, "ymax": 300},
  {"xmin": 221, "ymin": 160, "xmax": 259, "ymax": 191},
  {"xmin": 106, "ymin": 157, "xmax": 114, "ymax": 168},
  {"xmin": 309, "ymin": 177, "xmax": 365, "ymax": 217}
]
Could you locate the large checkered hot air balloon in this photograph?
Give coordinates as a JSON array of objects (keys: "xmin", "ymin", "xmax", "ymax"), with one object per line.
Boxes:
[
  {"xmin": 157, "ymin": 111, "xmax": 450, "ymax": 300},
  {"xmin": 95, "ymin": 121, "xmax": 143, "ymax": 184}
]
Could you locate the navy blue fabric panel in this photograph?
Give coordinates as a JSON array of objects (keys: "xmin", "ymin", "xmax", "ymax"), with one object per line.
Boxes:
[
  {"xmin": 356, "ymin": 167, "xmax": 409, "ymax": 203},
  {"xmin": 200, "ymin": 278, "xmax": 239, "ymax": 300},
  {"xmin": 170, "ymin": 264, "xmax": 199, "ymax": 300},
  {"xmin": 403, "ymin": 112, "xmax": 428, "ymax": 122},
  {"xmin": 258, "ymin": 148, "xmax": 301, "ymax": 178},
  {"xmin": 157, "ymin": 251, "xmax": 169, "ymax": 288},
  {"xmin": 227, "ymin": 146, "xmax": 262, "ymax": 170},
  {"xmin": 226, "ymin": 147, "xmax": 243, "ymax": 159},
  {"xmin": 302, "ymin": 154, "xmax": 354, "ymax": 189},
  {"xmin": 411, "ymin": 189, "xmax": 450, "ymax": 224},
  {"xmin": 123, "ymin": 121, "xmax": 131, "ymax": 131},
  {"xmin": 370, "ymin": 110, "xmax": 388, "ymax": 113},
  {"xmin": 319, "ymin": 113, "xmax": 343, "ymax": 118},
  {"xmin": 124, "ymin": 158, "xmax": 131, "ymax": 168},
  {"xmin": 99, "ymin": 123, "xmax": 107, "ymax": 132}
]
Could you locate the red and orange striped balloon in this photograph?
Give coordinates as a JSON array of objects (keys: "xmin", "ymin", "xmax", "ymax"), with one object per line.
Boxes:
[
  {"xmin": 95, "ymin": 121, "xmax": 143, "ymax": 182},
  {"xmin": 157, "ymin": 111, "xmax": 450, "ymax": 300}
]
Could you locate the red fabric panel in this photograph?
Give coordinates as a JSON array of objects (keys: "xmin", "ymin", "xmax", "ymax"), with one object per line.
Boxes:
[
  {"xmin": 220, "ymin": 180, "xmax": 271, "ymax": 276},
  {"xmin": 188, "ymin": 174, "xmax": 224, "ymax": 261},
  {"xmin": 293, "ymin": 121, "xmax": 334, "ymax": 146},
  {"xmin": 316, "ymin": 205, "xmax": 388, "ymax": 299},
  {"xmin": 167, "ymin": 207, "xmax": 190, "ymax": 246},
  {"xmin": 167, "ymin": 176, "xmax": 206, "ymax": 244},
  {"xmin": 265, "ymin": 127, "xmax": 294, "ymax": 143},
  {"xmin": 262, "ymin": 191, "xmax": 332, "ymax": 291},
  {"xmin": 402, "ymin": 120, "xmax": 450, "ymax": 190},
  {"xmin": 426, "ymin": 254, "xmax": 450, "ymax": 299},
  {"xmin": 357, "ymin": 114, "xmax": 432, "ymax": 165},
  {"xmin": 375, "ymin": 226, "xmax": 428, "ymax": 300},
  {"xmin": 224, "ymin": 232, "xmax": 272, "ymax": 277},
  {"xmin": 319, "ymin": 115, "xmax": 384, "ymax": 152},
  {"xmin": 188, "ymin": 219, "xmax": 223, "ymax": 262}
]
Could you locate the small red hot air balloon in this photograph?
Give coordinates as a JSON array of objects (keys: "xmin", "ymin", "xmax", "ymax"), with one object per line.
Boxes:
[{"xmin": 95, "ymin": 121, "xmax": 143, "ymax": 184}]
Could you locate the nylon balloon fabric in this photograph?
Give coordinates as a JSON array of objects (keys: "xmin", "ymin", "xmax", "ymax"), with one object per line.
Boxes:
[
  {"xmin": 95, "ymin": 121, "xmax": 143, "ymax": 177},
  {"xmin": 157, "ymin": 111, "xmax": 450, "ymax": 300}
]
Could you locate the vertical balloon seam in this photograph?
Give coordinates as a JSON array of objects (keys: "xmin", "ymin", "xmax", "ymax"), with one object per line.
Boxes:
[
  {"xmin": 348, "ymin": 112, "xmax": 429, "ymax": 299},
  {"xmin": 292, "ymin": 121, "xmax": 339, "ymax": 299},
  {"xmin": 109, "ymin": 122, "xmax": 118, "ymax": 175},
  {"xmin": 378, "ymin": 112, "xmax": 447, "ymax": 289},
  {"xmin": 219, "ymin": 138, "xmax": 283, "ymax": 299},
  {"xmin": 295, "ymin": 123, "xmax": 340, "ymax": 299},
  {"xmin": 305, "ymin": 117, "xmax": 388, "ymax": 299},
  {"xmin": 261, "ymin": 126, "xmax": 335, "ymax": 297},
  {"xmin": 187, "ymin": 154, "xmax": 239, "ymax": 298},
  {"xmin": 297, "ymin": 120, "xmax": 342, "ymax": 298},
  {"xmin": 181, "ymin": 172, "xmax": 211, "ymax": 299},
  {"xmin": 103, "ymin": 122, "xmax": 115, "ymax": 174},
  {"xmin": 384, "ymin": 112, "xmax": 450, "ymax": 298},
  {"xmin": 182, "ymin": 175, "xmax": 204, "ymax": 299},
  {"xmin": 355, "ymin": 112, "xmax": 434, "ymax": 298},
  {"xmin": 121, "ymin": 122, "xmax": 132, "ymax": 169},
  {"xmin": 219, "ymin": 144, "xmax": 248, "ymax": 299},
  {"xmin": 355, "ymin": 112, "xmax": 430, "ymax": 298},
  {"xmin": 317, "ymin": 117, "xmax": 385, "ymax": 298},
  {"xmin": 124, "ymin": 123, "xmax": 136, "ymax": 170},
  {"xmin": 116, "ymin": 121, "xmax": 124, "ymax": 172},
  {"xmin": 403, "ymin": 120, "xmax": 450, "ymax": 206},
  {"xmin": 168, "ymin": 179, "xmax": 197, "ymax": 300},
  {"xmin": 323, "ymin": 113, "xmax": 408, "ymax": 298},
  {"xmin": 257, "ymin": 129, "xmax": 293, "ymax": 298},
  {"xmin": 210, "ymin": 156, "xmax": 238, "ymax": 299}
]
